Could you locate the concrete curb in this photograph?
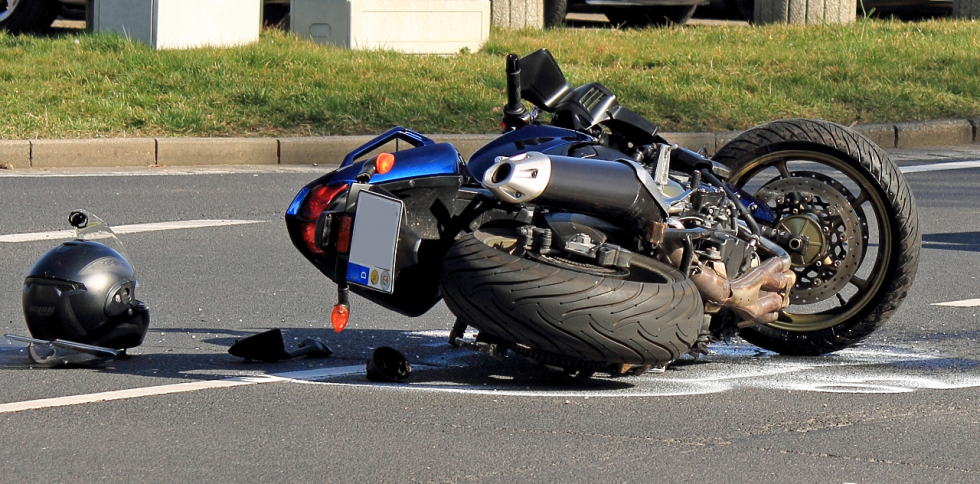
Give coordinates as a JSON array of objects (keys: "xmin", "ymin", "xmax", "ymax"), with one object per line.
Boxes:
[{"xmin": 1, "ymin": 119, "xmax": 977, "ymax": 169}]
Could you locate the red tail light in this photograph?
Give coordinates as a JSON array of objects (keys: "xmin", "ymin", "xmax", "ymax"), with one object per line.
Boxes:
[
  {"xmin": 336, "ymin": 214, "xmax": 353, "ymax": 254},
  {"xmin": 300, "ymin": 183, "xmax": 348, "ymax": 254}
]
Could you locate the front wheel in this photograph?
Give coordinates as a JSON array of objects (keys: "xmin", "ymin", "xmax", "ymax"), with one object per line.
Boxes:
[{"xmin": 713, "ymin": 119, "xmax": 920, "ymax": 355}]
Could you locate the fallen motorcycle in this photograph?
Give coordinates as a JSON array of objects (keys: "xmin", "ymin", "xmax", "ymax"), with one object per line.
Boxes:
[{"xmin": 285, "ymin": 49, "xmax": 919, "ymax": 376}]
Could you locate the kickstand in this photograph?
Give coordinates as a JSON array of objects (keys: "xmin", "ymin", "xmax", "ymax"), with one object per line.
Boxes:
[{"xmin": 448, "ymin": 319, "xmax": 467, "ymax": 347}]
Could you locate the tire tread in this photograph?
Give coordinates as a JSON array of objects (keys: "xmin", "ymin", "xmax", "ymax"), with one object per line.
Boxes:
[{"xmin": 441, "ymin": 232, "xmax": 704, "ymax": 366}]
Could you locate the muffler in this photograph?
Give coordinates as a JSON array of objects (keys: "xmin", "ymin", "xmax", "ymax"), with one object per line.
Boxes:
[{"xmin": 481, "ymin": 152, "xmax": 668, "ymax": 225}]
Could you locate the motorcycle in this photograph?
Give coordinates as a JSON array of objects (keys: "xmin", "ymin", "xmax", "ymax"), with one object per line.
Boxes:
[{"xmin": 284, "ymin": 49, "xmax": 920, "ymax": 376}]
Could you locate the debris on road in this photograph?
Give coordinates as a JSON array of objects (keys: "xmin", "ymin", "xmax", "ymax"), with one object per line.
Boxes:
[
  {"xmin": 228, "ymin": 328, "xmax": 332, "ymax": 362},
  {"xmin": 366, "ymin": 346, "xmax": 411, "ymax": 382}
]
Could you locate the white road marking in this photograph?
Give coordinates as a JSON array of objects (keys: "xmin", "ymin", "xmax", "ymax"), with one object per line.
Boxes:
[
  {"xmin": 309, "ymin": 366, "xmax": 980, "ymax": 398},
  {"xmin": 931, "ymin": 299, "xmax": 980, "ymax": 307},
  {"xmin": 0, "ymin": 219, "xmax": 266, "ymax": 243},
  {"xmin": 0, "ymin": 365, "xmax": 363, "ymax": 415},
  {"xmin": 900, "ymin": 160, "xmax": 980, "ymax": 173},
  {"xmin": 298, "ymin": 335, "xmax": 980, "ymax": 398},
  {"xmin": 0, "ymin": 166, "xmax": 326, "ymax": 177},
  {"xmin": 3, "ymin": 336, "xmax": 979, "ymax": 413},
  {"xmin": 3, "ymin": 341, "xmax": 979, "ymax": 412}
]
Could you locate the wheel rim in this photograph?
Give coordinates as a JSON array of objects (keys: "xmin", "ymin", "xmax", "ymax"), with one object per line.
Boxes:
[
  {"xmin": 728, "ymin": 150, "xmax": 894, "ymax": 332},
  {"xmin": 0, "ymin": 0, "xmax": 22, "ymax": 23}
]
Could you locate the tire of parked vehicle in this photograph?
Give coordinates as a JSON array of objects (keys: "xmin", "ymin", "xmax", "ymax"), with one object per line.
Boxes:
[
  {"xmin": 0, "ymin": 0, "xmax": 62, "ymax": 33},
  {"xmin": 544, "ymin": 0, "xmax": 568, "ymax": 27},
  {"xmin": 439, "ymin": 228, "xmax": 705, "ymax": 369},
  {"xmin": 713, "ymin": 119, "xmax": 920, "ymax": 356},
  {"xmin": 263, "ymin": 4, "xmax": 290, "ymax": 28},
  {"xmin": 603, "ymin": 5, "xmax": 698, "ymax": 26}
]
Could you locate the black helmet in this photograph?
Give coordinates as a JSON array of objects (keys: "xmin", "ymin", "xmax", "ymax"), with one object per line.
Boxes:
[{"xmin": 23, "ymin": 240, "xmax": 149, "ymax": 350}]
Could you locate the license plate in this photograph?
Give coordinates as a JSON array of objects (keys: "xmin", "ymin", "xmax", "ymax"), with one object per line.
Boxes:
[{"xmin": 345, "ymin": 189, "xmax": 403, "ymax": 294}]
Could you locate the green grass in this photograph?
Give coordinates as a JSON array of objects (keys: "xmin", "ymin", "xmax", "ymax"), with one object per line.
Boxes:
[{"xmin": 0, "ymin": 19, "xmax": 978, "ymax": 139}]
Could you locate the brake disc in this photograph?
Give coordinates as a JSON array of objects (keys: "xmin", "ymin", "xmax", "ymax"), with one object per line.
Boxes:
[{"xmin": 755, "ymin": 173, "xmax": 865, "ymax": 305}]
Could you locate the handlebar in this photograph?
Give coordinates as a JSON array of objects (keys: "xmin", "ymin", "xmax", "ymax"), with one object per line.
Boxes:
[{"xmin": 504, "ymin": 54, "xmax": 525, "ymax": 117}]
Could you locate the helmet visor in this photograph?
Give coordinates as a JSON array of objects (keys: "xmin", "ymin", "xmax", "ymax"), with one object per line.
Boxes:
[
  {"xmin": 0, "ymin": 334, "xmax": 119, "ymax": 368},
  {"xmin": 71, "ymin": 209, "xmax": 129, "ymax": 262}
]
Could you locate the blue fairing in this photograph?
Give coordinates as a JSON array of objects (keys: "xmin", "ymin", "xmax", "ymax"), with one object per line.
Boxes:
[
  {"xmin": 467, "ymin": 125, "xmax": 595, "ymax": 181},
  {"xmin": 329, "ymin": 142, "xmax": 462, "ymax": 185}
]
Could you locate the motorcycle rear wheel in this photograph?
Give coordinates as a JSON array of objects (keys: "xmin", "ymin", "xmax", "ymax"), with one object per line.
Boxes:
[
  {"xmin": 439, "ymin": 227, "xmax": 704, "ymax": 370},
  {"xmin": 713, "ymin": 119, "xmax": 920, "ymax": 355}
]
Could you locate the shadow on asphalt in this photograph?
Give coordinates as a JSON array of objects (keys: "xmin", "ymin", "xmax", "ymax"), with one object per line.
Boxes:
[
  {"xmin": 922, "ymin": 232, "xmax": 980, "ymax": 253},
  {"xmin": 96, "ymin": 328, "xmax": 644, "ymax": 390},
  {"xmin": 80, "ymin": 327, "xmax": 980, "ymax": 396}
]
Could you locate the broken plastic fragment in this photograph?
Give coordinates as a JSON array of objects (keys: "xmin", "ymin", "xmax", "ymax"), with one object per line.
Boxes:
[{"xmin": 228, "ymin": 329, "xmax": 333, "ymax": 362}]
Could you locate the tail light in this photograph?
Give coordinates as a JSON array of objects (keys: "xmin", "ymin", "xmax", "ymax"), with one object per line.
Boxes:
[
  {"xmin": 298, "ymin": 183, "xmax": 348, "ymax": 254},
  {"xmin": 336, "ymin": 214, "xmax": 353, "ymax": 254}
]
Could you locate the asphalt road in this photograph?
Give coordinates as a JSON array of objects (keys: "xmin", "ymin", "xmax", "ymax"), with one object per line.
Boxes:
[{"xmin": 1, "ymin": 145, "xmax": 980, "ymax": 483}]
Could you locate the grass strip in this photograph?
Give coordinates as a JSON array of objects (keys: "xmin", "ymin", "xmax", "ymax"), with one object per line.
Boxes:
[{"xmin": 0, "ymin": 19, "xmax": 978, "ymax": 139}]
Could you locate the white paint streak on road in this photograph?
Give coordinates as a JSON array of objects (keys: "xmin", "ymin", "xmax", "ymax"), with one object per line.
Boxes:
[
  {"xmin": 931, "ymin": 299, "xmax": 980, "ymax": 307},
  {"xmin": 299, "ymin": 336, "xmax": 980, "ymax": 398},
  {"xmin": 900, "ymin": 160, "xmax": 980, "ymax": 173},
  {"xmin": 0, "ymin": 376, "xmax": 279, "ymax": 414},
  {"xmin": 2, "ymin": 341, "xmax": 979, "ymax": 411},
  {"xmin": 0, "ymin": 219, "xmax": 266, "ymax": 243},
  {"xmin": 0, "ymin": 365, "xmax": 363, "ymax": 415},
  {"xmin": 0, "ymin": 166, "xmax": 326, "ymax": 177}
]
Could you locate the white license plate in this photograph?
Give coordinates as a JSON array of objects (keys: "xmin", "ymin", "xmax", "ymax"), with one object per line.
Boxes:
[{"xmin": 345, "ymin": 189, "xmax": 403, "ymax": 294}]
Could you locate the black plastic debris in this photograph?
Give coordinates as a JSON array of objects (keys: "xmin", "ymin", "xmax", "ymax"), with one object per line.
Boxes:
[
  {"xmin": 366, "ymin": 346, "xmax": 411, "ymax": 382},
  {"xmin": 229, "ymin": 329, "xmax": 332, "ymax": 362}
]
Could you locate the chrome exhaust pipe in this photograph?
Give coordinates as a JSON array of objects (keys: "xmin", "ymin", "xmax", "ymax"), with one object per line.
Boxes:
[
  {"xmin": 481, "ymin": 152, "xmax": 668, "ymax": 223},
  {"xmin": 481, "ymin": 152, "xmax": 553, "ymax": 204}
]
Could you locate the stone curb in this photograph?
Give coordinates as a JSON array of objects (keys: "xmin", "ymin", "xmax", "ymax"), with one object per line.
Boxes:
[{"xmin": 1, "ymin": 119, "xmax": 977, "ymax": 169}]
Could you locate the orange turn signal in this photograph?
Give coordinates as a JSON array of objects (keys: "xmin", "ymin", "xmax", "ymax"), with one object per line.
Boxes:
[
  {"xmin": 375, "ymin": 152, "xmax": 395, "ymax": 175},
  {"xmin": 331, "ymin": 304, "xmax": 350, "ymax": 332}
]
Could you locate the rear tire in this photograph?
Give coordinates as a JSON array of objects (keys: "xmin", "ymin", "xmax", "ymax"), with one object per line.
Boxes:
[
  {"xmin": 544, "ymin": 0, "xmax": 568, "ymax": 27},
  {"xmin": 263, "ymin": 4, "xmax": 290, "ymax": 28},
  {"xmin": 440, "ymin": 228, "xmax": 704, "ymax": 368}
]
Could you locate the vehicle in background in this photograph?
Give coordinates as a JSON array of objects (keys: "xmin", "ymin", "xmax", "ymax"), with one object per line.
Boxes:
[
  {"xmin": 547, "ymin": 0, "xmax": 701, "ymax": 26},
  {"xmin": 0, "ymin": 0, "xmax": 954, "ymax": 34},
  {"xmin": 721, "ymin": 0, "xmax": 951, "ymax": 22},
  {"xmin": 553, "ymin": 0, "xmax": 952, "ymax": 26},
  {"xmin": 0, "ymin": 0, "xmax": 290, "ymax": 33}
]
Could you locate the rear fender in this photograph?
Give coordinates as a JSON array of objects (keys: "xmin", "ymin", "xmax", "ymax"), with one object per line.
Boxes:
[{"xmin": 285, "ymin": 130, "xmax": 467, "ymax": 317}]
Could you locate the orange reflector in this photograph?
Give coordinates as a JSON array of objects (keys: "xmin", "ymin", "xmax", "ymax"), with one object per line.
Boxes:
[
  {"xmin": 375, "ymin": 152, "xmax": 395, "ymax": 175},
  {"xmin": 331, "ymin": 304, "xmax": 350, "ymax": 332}
]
